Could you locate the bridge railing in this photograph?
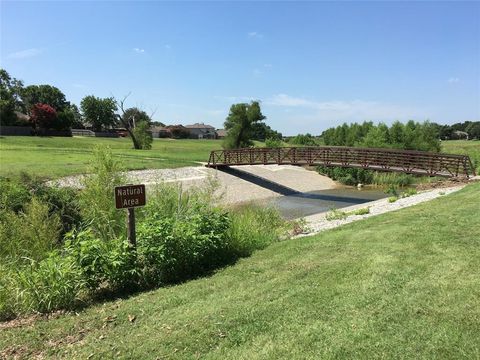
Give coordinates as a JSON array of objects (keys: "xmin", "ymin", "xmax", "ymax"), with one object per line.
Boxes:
[{"xmin": 206, "ymin": 146, "xmax": 476, "ymax": 178}]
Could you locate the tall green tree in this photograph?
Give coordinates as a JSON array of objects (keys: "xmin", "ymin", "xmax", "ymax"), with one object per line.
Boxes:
[
  {"xmin": 21, "ymin": 85, "xmax": 68, "ymax": 113},
  {"xmin": 223, "ymin": 101, "xmax": 266, "ymax": 149},
  {"xmin": 0, "ymin": 69, "xmax": 25, "ymax": 125},
  {"xmin": 80, "ymin": 96, "xmax": 118, "ymax": 132}
]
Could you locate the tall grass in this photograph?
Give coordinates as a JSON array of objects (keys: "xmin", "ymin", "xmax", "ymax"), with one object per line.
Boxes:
[{"xmin": 79, "ymin": 146, "xmax": 126, "ymax": 241}]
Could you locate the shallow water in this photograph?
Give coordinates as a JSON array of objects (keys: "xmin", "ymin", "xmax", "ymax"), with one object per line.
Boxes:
[{"xmin": 265, "ymin": 188, "xmax": 387, "ymax": 220}]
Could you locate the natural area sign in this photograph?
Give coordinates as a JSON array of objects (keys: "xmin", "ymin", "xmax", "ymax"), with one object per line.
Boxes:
[{"xmin": 115, "ymin": 184, "xmax": 146, "ymax": 209}]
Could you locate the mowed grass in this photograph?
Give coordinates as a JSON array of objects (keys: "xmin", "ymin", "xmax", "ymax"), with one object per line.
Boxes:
[
  {"xmin": 442, "ymin": 139, "xmax": 480, "ymax": 173},
  {"xmin": 0, "ymin": 136, "xmax": 223, "ymax": 179},
  {"xmin": 1, "ymin": 182, "xmax": 479, "ymax": 359}
]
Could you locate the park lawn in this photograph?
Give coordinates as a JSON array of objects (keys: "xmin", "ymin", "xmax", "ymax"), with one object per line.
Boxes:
[
  {"xmin": 1, "ymin": 182, "xmax": 479, "ymax": 359},
  {"xmin": 442, "ymin": 139, "xmax": 480, "ymax": 173},
  {"xmin": 0, "ymin": 136, "xmax": 223, "ymax": 179}
]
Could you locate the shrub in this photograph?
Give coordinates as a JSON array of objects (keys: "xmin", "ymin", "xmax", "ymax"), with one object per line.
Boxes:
[
  {"xmin": 388, "ymin": 196, "xmax": 398, "ymax": 203},
  {"xmin": 137, "ymin": 207, "xmax": 231, "ymax": 285},
  {"xmin": 13, "ymin": 251, "xmax": 84, "ymax": 314},
  {"xmin": 0, "ymin": 177, "xmax": 31, "ymax": 212},
  {"xmin": 227, "ymin": 204, "xmax": 286, "ymax": 256},
  {"xmin": 353, "ymin": 207, "xmax": 370, "ymax": 215},
  {"xmin": 317, "ymin": 166, "xmax": 374, "ymax": 186},
  {"xmin": 265, "ymin": 138, "xmax": 283, "ymax": 148},
  {"xmin": 79, "ymin": 147, "xmax": 126, "ymax": 241},
  {"xmin": 30, "ymin": 103, "xmax": 57, "ymax": 130},
  {"xmin": 0, "ymin": 174, "xmax": 82, "ymax": 237},
  {"xmin": 326, "ymin": 209, "xmax": 348, "ymax": 221},
  {"xmin": 372, "ymin": 172, "xmax": 414, "ymax": 187},
  {"xmin": 132, "ymin": 120, "xmax": 153, "ymax": 150},
  {"xmin": 65, "ymin": 230, "xmax": 138, "ymax": 293},
  {"xmin": 401, "ymin": 188, "xmax": 418, "ymax": 198},
  {"xmin": 0, "ymin": 197, "xmax": 61, "ymax": 263}
]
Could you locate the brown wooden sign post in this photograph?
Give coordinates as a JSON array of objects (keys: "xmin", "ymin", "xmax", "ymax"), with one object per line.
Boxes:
[{"xmin": 114, "ymin": 184, "xmax": 146, "ymax": 248}]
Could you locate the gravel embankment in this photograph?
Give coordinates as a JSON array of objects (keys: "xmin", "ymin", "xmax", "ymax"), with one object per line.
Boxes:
[{"xmin": 296, "ymin": 185, "xmax": 466, "ymax": 238}]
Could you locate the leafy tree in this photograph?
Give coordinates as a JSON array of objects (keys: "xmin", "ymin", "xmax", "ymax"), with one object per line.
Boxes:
[
  {"xmin": 389, "ymin": 121, "xmax": 405, "ymax": 147},
  {"xmin": 132, "ymin": 121, "xmax": 153, "ymax": 149},
  {"xmin": 30, "ymin": 103, "xmax": 57, "ymax": 131},
  {"xmin": 21, "ymin": 85, "xmax": 68, "ymax": 113},
  {"xmin": 289, "ymin": 133, "xmax": 317, "ymax": 146},
  {"xmin": 121, "ymin": 107, "xmax": 152, "ymax": 128},
  {"xmin": 0, "ymin": 69, "xmax": 25, "ymax": 125},
  {"xmin": 223, "ymin": 101, "xmax": 266, "ymax": 149},
  {"xmin": 466, "ymin": 122, "xmax": 480, "ymax": 139},
  {"xmin": 251, "ymin": 122, "xmax": 282, "ymax": 141},
  {"xmin": 116, "ymin": 96, "xmax": 151, "ymax": 149},
  {"xmin": 80, "ymin": 96, "xmax": 118, "ymax": 132},
  {"xmin": 361, "ymin": 126, "xmax": 389, "ymax": 148}
]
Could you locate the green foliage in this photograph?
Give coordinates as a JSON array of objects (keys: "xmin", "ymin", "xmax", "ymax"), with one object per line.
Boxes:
[
  {"xmin": 0, "ymin": 174, "xmax": 82, "ymax": 236},
  {"xmin": 21, "ymin": 84, "xmax": 69, "ymax": 113},
  {"xmin": 251, "ymin": 122, "xmax": 282, "ymax": 141},
  {"xmin": 227, "ymin": 204, "xmax": 286, "ymax": 257},
  {"xmin": 138, "ymin": 208, "xmax": 231, "ymax": 285},
  {"xmin": 353, "ymin": 207, "xmax": 370, "ymax": 215},
  {"xmin": 372, "ymin": 172, "xmax": 414, "ymax": 187},
  {"xmin": 223, "ymin": 101, "xmax": 266, "ymax": 149},
  {"xmin": 265, "ymin": 137, "xmax": 283, "ymax": 148},
  {"xmin": 12, "ymin": 251, "xmax": 84, "ymax": 314},
  {"xmin": 0, "ymin": 177, "xmax": 31, "ymax": 212},
  {"xmin": 322, "ymin": 120, "xmax": 441, "ymax": 152},
  {"xmin": 326, "ymin": 206, "xmax": 371, "ymax": 220},
  {"xmin": 316, "ymin": 166, "xmax": 374, "ymax": 186},
  {"xmin": 132, "ymin": 120, "xmax": 153, "ymax": 150},
  {"xmin": 0, "ymin": 197, "xmax": 61, "ymax": 263},
  {"xmin": 79, "ymin": 147, "xmax": 126, "ymax": 241},
  {"xmin": 0, "ymin": 68, "xmax": 25, "ymax": 125},
  {"xmin": 80, "ymin": 95, "xmax": 118, "ymax": 131},
  {"xmin": 401, "ymin": 187, "xmax": 418, "ymax": 198},
  {"xmin": 289, "ymin": 133, "xmax": 318, "ymax": 146},
  {"xmin": 65, "ymin": 230, "xmax": 138, "ymax": 293},
  {"xmin": 384, "ymin": 184, "xmax": 399, "ymax": 197},
  {"xmin": 388, "ymin": 196, "xmax": 398, "ymax": 203},
  {"xmin": 325, "ymin": 209, "xmax": 348, "ymax": 221}
]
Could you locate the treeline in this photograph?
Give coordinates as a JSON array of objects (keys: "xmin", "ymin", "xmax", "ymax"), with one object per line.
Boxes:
[
  {"xmin": 321, "ymin": 121, "xmax": 441, "ymax": 152},
  {"xmin": 1, "ymin": 69, "xmax": 155, "ymax": 149},
  {"xmin": 435, "ymin": 121, "xmax": 480, "ymax": 140}
]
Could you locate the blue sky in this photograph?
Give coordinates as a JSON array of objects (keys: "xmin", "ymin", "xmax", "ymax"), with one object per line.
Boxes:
[{"xmin": 1, "ymin": 1, "xmax": 479, "ymax": 135}]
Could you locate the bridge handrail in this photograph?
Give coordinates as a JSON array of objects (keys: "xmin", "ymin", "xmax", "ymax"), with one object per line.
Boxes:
[{"xmin": 206, "ymin": 146, "xmax": 476, "ymax": 178}]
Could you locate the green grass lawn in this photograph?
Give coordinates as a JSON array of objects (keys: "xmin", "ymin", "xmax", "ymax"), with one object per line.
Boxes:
[
  {"xmin": 442, "ymin": 139, "xmax": 480, "ymax": 173},
  {"xmin": 0, "ymin": 136, "xmax": 223, "ymax": 179},
  {"xmin": 1, "ymin": 182, "xmax": 479, "ymax": 359}
]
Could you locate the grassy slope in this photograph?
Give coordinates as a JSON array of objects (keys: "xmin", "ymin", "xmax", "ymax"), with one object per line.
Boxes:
[
  {"xmin": 1, "ymin": 182, "xmax": 479, "ymax": 359},
  {"xmin": 0, "ymin": 136, "xmax": 223, "ymax": 179},
  {"xmin": 442, "ymin": 139, "xmax": 480, "ymax": 173}
]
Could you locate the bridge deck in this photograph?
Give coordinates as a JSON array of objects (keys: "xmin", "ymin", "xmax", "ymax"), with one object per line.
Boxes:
[{"xmin": 206, "ymin": 146, "xmax": 476, "ymax": 178}]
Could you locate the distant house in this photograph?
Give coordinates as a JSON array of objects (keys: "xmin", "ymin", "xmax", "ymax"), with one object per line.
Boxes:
[
  {"xmin": 453, "ymin": 130, "xmax": 469, "ymax": 140},
  {"xmin": 185, "ymin": 123, "xmax": 216, "ymax": 139},
  {"xmin": 216, "ymin": 129, "xmax": 228, "ymax": 139},
  {"xmin": 150, "ymin": 126, "xmax": 171, "ymax": 138},
  {"xmin": 151, "ymin": 125, "xmax": 191, "ymax": 139}
]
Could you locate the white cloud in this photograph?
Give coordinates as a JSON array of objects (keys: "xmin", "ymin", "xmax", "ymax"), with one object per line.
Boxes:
[
  {"xmin": 263, "ymin": 63, "xmax": 272, "ymax": 68},
  {"xmin": 448, "ymin": 77, "xmax": 460, "ymax": 83},
  {"xmin": 266, "ymin": 94, "xmax": 429, "ymax": 122},
  {"xmin": 248, "ymin": 31, "xmax": 263, "ymax": 39},
  {"xmin": 164, "ymin": 44, "xmax": 171, "ymax": 50},
  {"xmin": 133, "ymin": 48, "xmax": 145, "ymax": 53},
  {"xmin": 7, "ymin": 48, "xmax": 43, "ymax": 59},
  {"xmin": 253, "ymin": 68, "xmax": 262, "ymax": 76}
]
